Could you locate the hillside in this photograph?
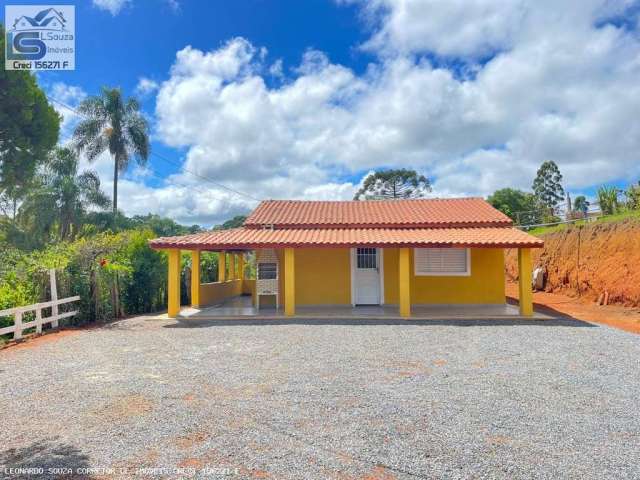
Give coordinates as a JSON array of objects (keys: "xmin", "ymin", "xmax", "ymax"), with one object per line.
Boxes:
[{"xmin": 505, "ymin": 218, "xmax": 640, "ymax": 307}]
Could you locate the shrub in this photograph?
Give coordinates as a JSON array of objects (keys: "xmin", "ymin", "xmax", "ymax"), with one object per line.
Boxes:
[
  {"xmin": 626, "ymin": 182, "xmax": 640, "ymax": 210},
  {"xmin": 0, "ymin": 229, "xmax": 169, "ymax": 333}
]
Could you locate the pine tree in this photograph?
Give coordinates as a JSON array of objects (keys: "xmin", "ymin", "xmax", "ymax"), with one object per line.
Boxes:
[
  {"xmin": 354, "ymin": 169, "xmax": 431, "ymax": 200},
  {"xmin": 532, "ymin": 161, "xmax": 565, "ymax": 209}
]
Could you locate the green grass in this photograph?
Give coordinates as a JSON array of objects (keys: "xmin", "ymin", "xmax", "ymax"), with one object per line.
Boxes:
[{"xmin": 525, "ymin": 209, "xmax": 640, "ymax": 236}]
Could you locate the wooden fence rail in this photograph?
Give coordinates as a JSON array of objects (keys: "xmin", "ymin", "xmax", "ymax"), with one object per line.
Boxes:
[
  {"xmin": 0, "ymin": 297, "xmax": 80, "ymax": 339},
  {"xmin": 0, "ymin": 269, "xmax": 80, "ymax": 340}
]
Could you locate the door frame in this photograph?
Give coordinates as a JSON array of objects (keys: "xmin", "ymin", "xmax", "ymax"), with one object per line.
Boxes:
[{"xmin": 350, "ymin": 247, "xmax": 385, "ymax": 306}]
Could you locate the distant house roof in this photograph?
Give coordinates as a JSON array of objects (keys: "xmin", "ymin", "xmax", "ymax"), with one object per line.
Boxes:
[
  {"xmin": 148, "ymin": 226, "xmax": 543, "ymax": 250},
  {"xmin": 243, "ymin": 198, "xmax": 512, "ymax": 229}
]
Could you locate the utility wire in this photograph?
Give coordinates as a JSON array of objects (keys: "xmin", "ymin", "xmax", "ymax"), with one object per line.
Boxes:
[
  {"xmin": 47, "ymin": 96, "xmax": 262, "ymax": 202},
  {"xmin": 140, "ymin": 167, "xmax": 230, "ymax": 199}
]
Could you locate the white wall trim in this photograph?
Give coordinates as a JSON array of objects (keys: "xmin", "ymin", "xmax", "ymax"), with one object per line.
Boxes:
[
  {"xmin": 350, "ymin": 248, "xmax": 355, "ymax": 306},
  {"xmin": 378, "ymin": 248, "xmax": 385, "ymax": 305}
]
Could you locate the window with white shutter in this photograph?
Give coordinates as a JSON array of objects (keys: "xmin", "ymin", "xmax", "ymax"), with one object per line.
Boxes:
[{"xmin": 414, "ymin": 248, "xmax": 470, "ymax": 276}]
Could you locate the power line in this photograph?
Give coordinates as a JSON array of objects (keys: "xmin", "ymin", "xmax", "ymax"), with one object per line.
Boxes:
[
  {"xmin": 47, "ymin": 96, "xmax": 262, "ymax": 203},
  {"xmin": 140, "ymin": 166, "xmax": 234, "ymax": 199}
]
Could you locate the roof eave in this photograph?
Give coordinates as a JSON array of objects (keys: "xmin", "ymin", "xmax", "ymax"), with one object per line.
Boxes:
[{"xmin": 148, "ymin": 240, "xmax": 544, "ymax": 250}]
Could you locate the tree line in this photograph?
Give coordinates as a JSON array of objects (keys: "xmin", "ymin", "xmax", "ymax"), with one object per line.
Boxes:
[
  {"xmin": 487, "ymin": 160, "xmax": 640, "ymax": 226},
  {"xmin": 0, "ymin": 25, "xmax": 238, "ymax": 340}
]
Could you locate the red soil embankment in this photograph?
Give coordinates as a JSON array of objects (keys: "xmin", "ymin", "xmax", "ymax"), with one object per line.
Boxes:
[
  {"xmin": 506, "ymin": 281, "xmax": 640, "ymax": 335},
  {"xmin": 505, "ymin": 219, "xmax": 640, "ymax": 307}
]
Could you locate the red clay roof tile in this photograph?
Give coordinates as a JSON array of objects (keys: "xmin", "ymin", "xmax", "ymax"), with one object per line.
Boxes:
[
  {"xmin": 243, "ymin": 198, "xmax": 512, "ymax": 229},
  {"xmin": 149, "ymin": 227, "xmax": 543, "ymax": 250}
]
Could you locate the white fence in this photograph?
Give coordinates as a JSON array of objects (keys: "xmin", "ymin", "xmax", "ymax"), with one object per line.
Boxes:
[{"xmin": 0, "ymin": 269, "xmax": 79, "ymax": 340}]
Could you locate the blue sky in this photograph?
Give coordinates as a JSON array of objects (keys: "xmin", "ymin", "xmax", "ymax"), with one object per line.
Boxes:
[
  {"xmin": 4, "ymin": 0, "xmax": 640, "ymax": 226},
  {"xmin": 32, "ymin": 0, "xmax": 372, "ymax": 182}
]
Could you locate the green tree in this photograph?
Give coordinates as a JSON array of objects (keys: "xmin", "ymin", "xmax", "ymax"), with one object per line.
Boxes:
[
  {"xmin": 214, "ymin": 215, "xmax": 246, "ymax": 230},
  {"xmin": 120, "ymin": 229, "xmax": 166, "ymax": 315},
  {"xmin": 131, "ymin": 214, "xmax": 201, "ymax": 236},
  {"xmin": 486, "ymin": 188, "xmax": 538, "ymax": 224},
  {"xmin": 0, "ymin": 25, "xmax": 61, "ymax": 219},
  {"xmin": 19, "ymin": 147, "xmax": 110, "ymax": 243},
  {"xmin": 573, "ymin": 195, "xmax": 590, "ymax": 215},
  {"xmin": 532, "ymin": 161, "xmax": 565, "ymax": 210},
  {"xmin": 354, "ymin": 169, "xmax": 431, "ymax": 200},
  {"xmin": 73, "ymin": 87, "xmax": 149, "ymax": 215}
]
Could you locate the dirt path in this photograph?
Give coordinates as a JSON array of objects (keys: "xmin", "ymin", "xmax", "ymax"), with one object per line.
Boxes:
[{"xmin": 506, "ymin": 281, "xmax": 640, "ymax": 335}]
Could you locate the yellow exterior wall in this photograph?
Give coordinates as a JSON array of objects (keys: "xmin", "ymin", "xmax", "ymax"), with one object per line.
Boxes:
[
  {"xmin": 291, "ymin": 248, "xmax": 351, "ymax": 305},
  {"xmin": 199, "ymin": 280, "xmax": 243, "ymax": 306},
  {"xmin": 384, "ymin": 247, "xmax": 505, "ymax": 304},
  {"xmin": 242, "ymin": 278, "xmax": 255, "ymax": 296},
  {"xmin": 275, "ymin": 247, "xmax": 504, "ymax": 307}
]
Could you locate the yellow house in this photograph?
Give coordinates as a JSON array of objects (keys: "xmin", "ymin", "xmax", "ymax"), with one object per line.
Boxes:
[{"xmin": 149, "ymin": 197, "xmax": 543, "ymax": 318}]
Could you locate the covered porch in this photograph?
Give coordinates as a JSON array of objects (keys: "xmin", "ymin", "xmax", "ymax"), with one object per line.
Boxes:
[
  {"xmin": 176, "ymin": 294, "xmax": 548, "ymax": 320},
  {"xmin": 163, "ymin": 246, "xmax": 536, "ymax": 319}
]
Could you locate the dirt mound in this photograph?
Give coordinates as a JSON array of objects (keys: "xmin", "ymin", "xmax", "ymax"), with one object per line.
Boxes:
[{"xmin": 505, "ymin": 219, "xmax": 640, "ymax": 307}]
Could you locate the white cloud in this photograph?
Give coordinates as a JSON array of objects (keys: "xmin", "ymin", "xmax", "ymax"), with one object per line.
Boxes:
[
  {"xmin": 166, "ymin": 0, "xmax": 180, "ymax": 12},
  {"xmin": 48, "ymin": 82, "xmax": 87, "ymax": 142},
  {"xmin": 358, "ymin": 0, "xmax": 526, "ymax": 58},
  {"xmin": 96, "ymin": 0, "xmax": 640, "ymax": 226},
  {"xmin": 92, "ymin": 0, "xmax": 130, "ymax": 15},
  {"xmin": 269, "ymin": 58, "xmax": 284, "ymax": 78},
  {"xmin": 135, "ymin": 77, "xmax": 160, "ymax": 97}
]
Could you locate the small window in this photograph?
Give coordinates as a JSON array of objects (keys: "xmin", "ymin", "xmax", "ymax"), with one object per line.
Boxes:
[
  {"xmin": 258, "ymin": 263, "xmax": 278, "ymax": 280},
  {"xmin": 356, "ymin": 248, "xmax": 377, "ymax": 269},
  {"xmin": 414, "ymin": 248, "xmax": 470, "ymax": 276}
]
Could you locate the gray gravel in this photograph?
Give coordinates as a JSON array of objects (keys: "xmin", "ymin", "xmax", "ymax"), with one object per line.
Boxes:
[{"xmin": 1, "ymin": 314, "xmax": 639, "ymax": 479}]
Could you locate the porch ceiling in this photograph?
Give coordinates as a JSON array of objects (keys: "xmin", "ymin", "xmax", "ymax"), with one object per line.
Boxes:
[{"xmin": 149, "ymin": 226, "xmax": 543, "ymax": 250}]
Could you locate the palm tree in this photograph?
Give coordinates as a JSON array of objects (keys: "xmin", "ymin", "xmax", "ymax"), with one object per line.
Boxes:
[
  {"xmin": 73, "ymin": 87, "xmax": 149, "ymax": 215},
  {"xmin": 20, "ymin": 147, "xmax": 111, "ymax": 241},
  {"xmin": 596, "ymin": 185, "xmax": 621, "ymax": 216}
]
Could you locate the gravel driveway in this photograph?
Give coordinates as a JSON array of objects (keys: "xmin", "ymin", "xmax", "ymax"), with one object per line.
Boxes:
[{"xmin": 1, "ymin": 314, "xmax": 639, "ymax": 479}]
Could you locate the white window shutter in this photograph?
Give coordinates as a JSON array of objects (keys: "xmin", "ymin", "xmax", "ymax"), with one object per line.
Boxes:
[{"xmin": 414, "ymin": 248, "xmax": 470, "ymax": 276}]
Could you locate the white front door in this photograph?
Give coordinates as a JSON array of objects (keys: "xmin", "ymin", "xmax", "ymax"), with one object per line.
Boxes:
[{"xmin": 352, "ymin": 248, "xmax": 381, "ymax": 305}]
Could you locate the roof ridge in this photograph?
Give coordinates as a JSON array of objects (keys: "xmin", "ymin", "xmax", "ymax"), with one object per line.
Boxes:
[
  {"xmin": 260, "ymin": 197, "xmax": 483, "ymax": 203},
  {"xmin": 244, "ymin": 196, "xmax": 511, "ymax": 229}
]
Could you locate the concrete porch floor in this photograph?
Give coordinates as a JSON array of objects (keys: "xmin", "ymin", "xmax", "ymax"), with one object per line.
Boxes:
[{"xmin": 177, "ymin": 295, "xmax": 552, "ymax": 320}]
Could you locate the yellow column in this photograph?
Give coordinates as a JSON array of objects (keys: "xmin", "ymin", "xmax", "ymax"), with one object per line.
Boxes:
[
  {"xmin": 399, "ymin": 247, "xmax": 411, "ymax": 318},
  {"xmin": 191, "ymin": 250, "xmax": 200, "ymax": 307},
  {"xmin": 167, "ymin": 249, "xmax": 181, "ymax": 318},
  {"xmin": 238, "ymin": 253, "xmax": 245, "ymax": 280},
  {"xmin": 218, "ymin": 251, "xmax": 226, "ymax": 282},
  {"xmin": 230, "ymin": 253, "xmax": 237, "ymax": 280},
  {"xmin": 284, "ymin": 248, "xmax": 295, "ymax": 316},
  {"xmin": 518, "ymin": 248, "xmax": 533, "ymax": 316}
]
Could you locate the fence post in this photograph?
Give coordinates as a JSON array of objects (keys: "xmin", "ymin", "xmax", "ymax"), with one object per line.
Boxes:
[
  {"xmin": 50, "ymin": 269, "xmax": 59, "ymax": 328},
  {"xmin": 35, "ymin": 309, "xmax": 43, "ymax": 334},
  {"xmin": 14, "ymin": 311, "xmax": 23, "ymax": 340}
]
